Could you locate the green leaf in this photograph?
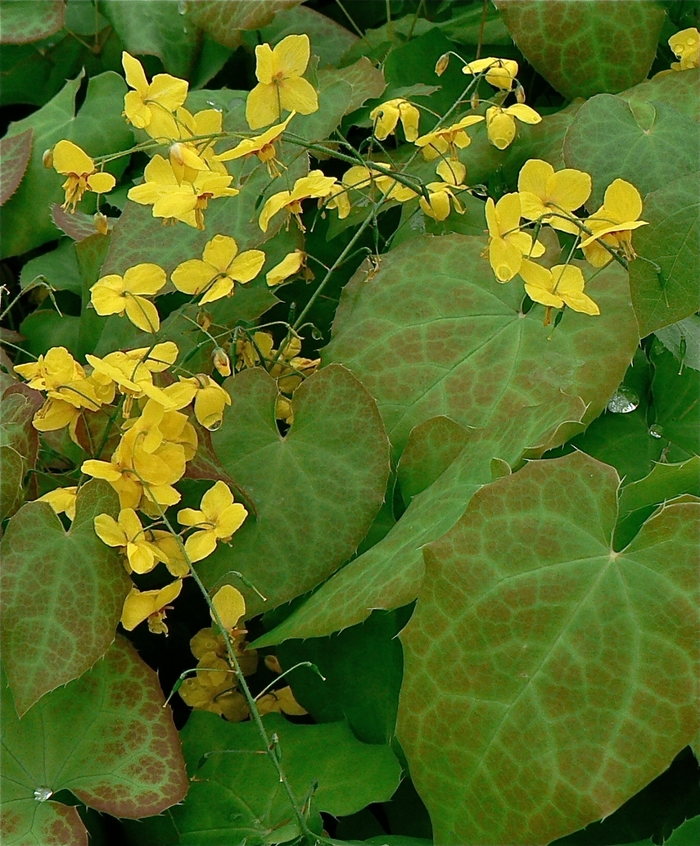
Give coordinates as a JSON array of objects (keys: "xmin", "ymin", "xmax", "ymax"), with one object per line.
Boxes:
[
  {"xmin": 0, "ymin": 0, "xmax": 65, "ymax": 44},
  {"xmin": 275, "ymin": 608, "xmax": 409, "ymax": 744},
  {"xmin": 397, "ymin": 415, "xmax": 470, "ymax": 504},
  {"xmin": 651, "ymin": 342, "xmax": 700, "ymax": 455},
  {"xmin": 0, "ymin": 479, "xmax": 131, "ymax": 715},
  {"xmin": 399, "ymin": 451, "xmax": 700, "ymax": 846},
  {"xmin": 255, "ymin": 393, "xmax": 586, "ymax": 647},
  {"xmin": 621, "ymin": 67, "xmax": 700, "ymax": 123},
  {"xmin": 562, "ymin": 93, "xmax": 698, "ymax": 207},
  {"xmin": 494, "ymin": 0, "xmax": 665, "ymax": 99},
  {"xmin": 324, "ymin": 235, "xmax": 639, "ymax": 460},
  {"xmin": 0, "ymin": 128, "xmax": 32, "ymax": 205},
  {"xmin": 667, "ymin": 816, "xmax": 700, "ymax": 845},
  {"xmin": 189, "ymin": 0, "xmax": 304, "ymax": 49},
  {"xmin": 1, "ymin": 71, "xmax": 134, "ymax": 259},
  {"xmin": 19, "ymin": 310, "xmax": 81, "ymax": 359},
  {"xmin": 203, "ymin": 364, "xmax": 390, "ymax": 614},
  {"xmin": 0, "ymin": 637, "xmax": 188, "ymax": 844},
  {"xmin": 616, "ymin": 457, "xmax": 700, "ymax": 549},
  {"xmin": 0, "ymin": 385, "xmax": 42, "ymax": 521},
  {"xmin": 100, "ymin": 0, "xmax": 201, "ymax": 78},
  {"xmin": 656, "ymin": 315, "xmax": 700, "ymax": 372},
  {"xmin": 20, "ymin": 238, "xmax": 82, "ymax": 295},
  {"xmin": 171, "ymin": 712, "xmax": 401, "ymax": 843},
  {"xmin": 629, "ymin": 173, "xmax": 700, "ymax": 337}
]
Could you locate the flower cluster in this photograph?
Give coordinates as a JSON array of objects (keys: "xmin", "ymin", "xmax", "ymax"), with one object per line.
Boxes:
[{"xmin": 483, "ymin": 158, "xmax": 647, "ymax": 321}]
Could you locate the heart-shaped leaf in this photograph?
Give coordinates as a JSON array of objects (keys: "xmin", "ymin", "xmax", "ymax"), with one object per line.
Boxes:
[
  {"xmin": 494, "ymin": 0, "xmax": 665, "ymax": 100},
  {"xmin": 204, "ymin": 363, "xmax": 390, "ymax": 613},
  {"xmin": 1, "ymin": 637, "xmax": 188, "ymax": 845},
  {"xmin": 0, "ymin": 479, "xmax": 131, "ymax": 715},
  {"xmin": 169, "ymin": 712, "xmax": 401, "ymax": 843},
  {"xmin": 0, "ymin": 384, "xmax": 42, "ymax": 520},
  {"xmin": 0, "ymin": 128, "xmax": 33, "ymax": 206},
  {"xmin": 324, "ymin": 235, "xmax": 638, "ymax": 459},
  {"xmin": 398, "ymin": 451, "xmax": 700, "ymax": 846},
  {"xmin": 563, "ymin": 94, "xmax": 698, "ymax": 207},
  {"xmin": 629, "ymin": 173, "xmax": 700, "ymax": 336}
]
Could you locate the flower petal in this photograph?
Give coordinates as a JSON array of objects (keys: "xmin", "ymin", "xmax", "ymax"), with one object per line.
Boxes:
[
  {"xmin": 278, "ymin": 76, "xmax": 319, "ymax": 116},
  {"xmin": 87, "ymin": 172, "xmax": 116, "ymax": 194},
  {"xmin": 185, "ymin": 529, "xmax": 218, "ymax": 562},
  {"xmin": 53, "ymin": 140, "xmax": 94, "ymax": 177},
  {"xmin": 211, "ymin": 584, "xmax": 246, "ymax": 630},
  {"xmin": 122, "ymin": 51, "xmax": 149, "ymax": 97},
  {"xmin": 254, "ymin": 43, "xmax": 275, "ymax": 85},
  {"xmin": 94, "ymin": 513, "xmax": 127, "ymax": 547},
  {"xmin": 228, "ymin": 249, "xmax": 266, "ymax": 283},
  {"xmin": 125, "ymin": 296, "xmax": 160, "ymax": 333},
  {"xmin": 203, "ymin": 234, "xmax": 238, "ymax": 272},
  {"xmin": 171, "ymin": 259, "xmax": 217, "ymax": 295},
  {"xmin": 246, "ymin": 83, "xmax": 280, "ymax": 130},
  {"xmin": 274, "ymin": 33, "xmax": 310, "ymax": 78},
  {"xmin": 123, "ymin": 263, "xmax": 167, "ymax": 296}
]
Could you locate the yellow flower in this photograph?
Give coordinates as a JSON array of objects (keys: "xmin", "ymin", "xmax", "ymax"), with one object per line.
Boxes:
[
  {"xmin": 90, "ymin": 263, "xmax": 166, "ymax": 333},
  {"xmin": 415, "ymin": 115, "xmax": 484, "ymax": 161},
  {"xmin": 166, "ymin": 374, "xmax": 232, "ymax": 430},
  {"xmin": 211, "ymin": 584, "xmax": 246, "ymax": 631},
  {"xmin": 257, "ymin": 686, "xmax": 308, "ymax": 716},
  {"xmin": 122, "ymin": 51, "xmax": 188, "ymax": 136},
  {"xmin": 420, "ymin": 181, "xmax": 465, "ymax": 222},
  {"xmin": 171, "ymin": 235, "xmax": 265, "ymax": 305},
  {"xmin": 52, "ymin": 140, "xmax": 116, "ymax": 211},
  {"xmin": 216, "ymin": 113, "xmax": 294, "ymax": 178},
  {"xmin": 94, "ymin": 508, "xmax": 168, "ymax": 574},
  {"xmin": 669, "ymin": 27, "xmax": 700, "ymax": 70},
  {"xmin": 266, "ymin": 249, "xmax": 306, "ymax": 287},
  {"xmin": 462, "ymin": 57, "xmax": 519, "ymax": 90},
  {"xmin": 580, "ymin": 179, "xmax": 647, "ymax": 267},
  {"xmin": 149, "ymin": 530, "xmax": 190, "ymax": 577},
  {"xmin": 86, "ymin": 349, "xmax": 175, "ymax": 408},
  {"xmin": 246, "ymin": 34, "xmax": 318, "ymax": 130},
  {"xmin": 370, "ymin": 98, "xmax": 421, "ymax": 142},
  {"xmin": 14, "ymin": 346, "xmax": 83, "ymax": 391},
  {"xmin": 177, "ymin": 481, "xmax": 248, "ymax": 563},
  {"xmin": 36, "ymin": 486, "xmax": 78, "ymax": 521},
  {"xmin": 519, "ymin": 260, "xmax": 600, "ymax": 316},
  {"xmin": 235, "ymin": 331, "xmax": 275, "ymax": 369},
  {"xmin": 121, "ymin": 579, "xmax": 183, "ymax": 635},
  {"xmin": 212, "ymin": 347, "xmax": 232, "ymax": 377},
  {"xmin": 127, "ymin": 154, "xmax": 239, "ymax": 230},
  {"xmin": 485, "ymin": 104, "xmax": 541, "ymax": 150},
  {"xmin": 485, "ymin": 193, "xmax": 545, "ymax": 282},
  {"xmin": 259, "ymin": 170, "xmax": 338, "ymax": 232},
  {"xmin": 518, "ymin": 159, "xmax": 591, "ymax": 234}
]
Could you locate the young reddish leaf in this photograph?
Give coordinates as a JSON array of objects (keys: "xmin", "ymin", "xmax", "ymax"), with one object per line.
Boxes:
[
  {"xmin": 494, "ymin": 0, "xmax": 665, "ymax": 100},
  {"xmin": 190, "ymin": 0, "xmax": 304, "ymax": 48},
  {"xmin": 0, "ymin": 129, "xmax": 33, "ymax": 206},
  {"xmin": 0, "ymin": 384, "xmax": 43, "ymax": 520},
  {"xmin": 0, "ymin": 0, "xmax": 65, "ymax": 44},
  {"xmin": 1, "ymin": 637, "xmax": 188, "ymax": 845},
  {"xmin": 399, "ymin": 451, "xmax": 700, "ymax": 846},
  {"xmin": 0, "ymin": 480, "xmax": 131, "ymax": 715},
  {"xmin": 51, "ymin": 204, "xmax": 99, "ymax": 242}
]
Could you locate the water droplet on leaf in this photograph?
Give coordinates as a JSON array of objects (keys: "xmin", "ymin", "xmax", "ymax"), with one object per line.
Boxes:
[
  {"xmin": 34, "ymin": 786, "xmax": 52, "ymax": 802},
  {"xmin": 607, "ymin": 386, "xmax": 639, "ymax": 414},
  {"xmin": 649, "ymin": 424, "xmax": 664, "ymax": 439}
]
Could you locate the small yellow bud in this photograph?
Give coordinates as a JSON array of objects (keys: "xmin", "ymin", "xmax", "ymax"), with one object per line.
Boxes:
[
  {"xmin": 197, "ymin": 310, "xmax": 212, "ymax": 332},
  {"xmin": 93, "ymin": 212, "xmax": 110, "ymax": 236},
  {"xmin": 435, "ymin": 53, "xmax": 450, "ymax": 76},
  {"xmin": 212, "ymin": 347, "xmax": 231, "ymax": 377},
  {"xmin": 515, "ymin": 83, "xmax": 527, "ymax": 104},
  {"xmin": 264, "ymin": 655, "xmax": 283, "ymax": 674},
  {"xmin": 42, "ymin": 148, "xmax": 54, "ymax": 169},
  {"xmin": 470, "ymin": 92, "xmax": 480, "ymax": 110}
]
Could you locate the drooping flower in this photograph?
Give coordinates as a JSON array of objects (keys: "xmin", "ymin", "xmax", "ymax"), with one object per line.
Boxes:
[
  {"xmin": 211, "ymin": 585, "xmax": 246, "ymax": 632},
  {"xmin": 215, "ymin": 113, "xmax": 294, "ymax": 178},
  {"xmin": 420, "ymin": 181, "xmax": 465, "ymax": 222},
  {"xmin": 36, "ymin": 486, "xmax": 78, "ymax": 521},
  {"xmin": 517, "ymin": 159, "xmax": 592, "ymax": 234},
  {"xmin": 122, "ymin": 51, "xmax": 188, "ymax": 137},
  {"xmin": 94, "ymin": 508, "xmax": 168, "ymax": 574},
  {"xmin": 120, "ymin": 579, "xmax": 183, "ymax": 635},
  {"xmin": 266, "ymin": 249, "xmax": 306, "ymax": 287},
  {"xmin": 341, "ymin": 164, "xmax": 417, "ymax": 204},
  {"xmin": 177, "ymin": 481, "xmax": 248, "ymax": 563},
  {"xmin": 669, "ymin": 27, "xmax": 700, "ymax": 71},
  {"xmin": 370, "ymin": 98, "xmax": 421, "ymax": 141},
  {"xmin": 127, "ymin": 154, "xmax": 238, "ymax": 230},
  {"xmin": 90, "ymin": 263, "xmax": 167, "ymax": 333},
  {"xmin": 246, "ymin": 34, "xmax": 319, "ymax": 130},
  {"xmin": 148, "ymin": 530, "xmax": 190, "ymax": 577},
  {"xmin": 519, "ymin": 261, "xmax": 600, "ymax": 316},
  {"xmin": 462, "ymin": 57, "xmax": 519, "ymax": 90},
  {"xmin": 164, "ymin": 375, "xmax": 232, "ymax": 430},
  {"xmin": 14, "ymin": 346, "xmax": 84, "ymax": 391},
  {"xmin": 52, "ymin": 140, "xmax": 116, "ymax": 211},
  {"xmin": 580, "ymin": 179, "xmax": 647, "ymax": 267},
  {"xmin": 485, "ymin": 104, "xmax": 541, "ymax": 150},
  {"xmin": 415, "ymin": 115, "xmax": 485, "ymax": 160},
  {"xmin": 485, "ymin": 193, "xmax": 545, "ymax": 282},
  {"xmin": 257, "ymin": 686, "xmax": 308, "ymax": 716},
  {"xmin": 171, "ymin": 235, "xmax": 265, "ymax": 305},
  {"xmin": 259, "ymin": 170, "xmax": 338, "ymax": 232}
]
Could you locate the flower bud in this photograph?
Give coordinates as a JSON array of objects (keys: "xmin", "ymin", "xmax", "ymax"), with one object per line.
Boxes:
[
  {"xmin": 197, "ymin": 310, "xmax": 212, "ymax": 332},
  {"xmin": 93, "ymin": 211, "xmax": 110, "ymax": 236},
  {"xmin": 264, "ymin": 655, "xmax": 283, "ymax": 674},
  {"xmin": 470, "ymin": 91, "xmax": 480, "ymax": 110},
  {"xmin": 212, "ymin": 347, "xmax": 231, "ymax": 377},
  {"xmin": 435, "ymin": 53, "xmax": 450, "ymax": 77},
  {"xmin": 515, "ymin": 83, "xmax": 527, "ymax": 104},
  {"xmin": 42, "ymin": 148, "xmax": 54, "ymax": 169}
]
